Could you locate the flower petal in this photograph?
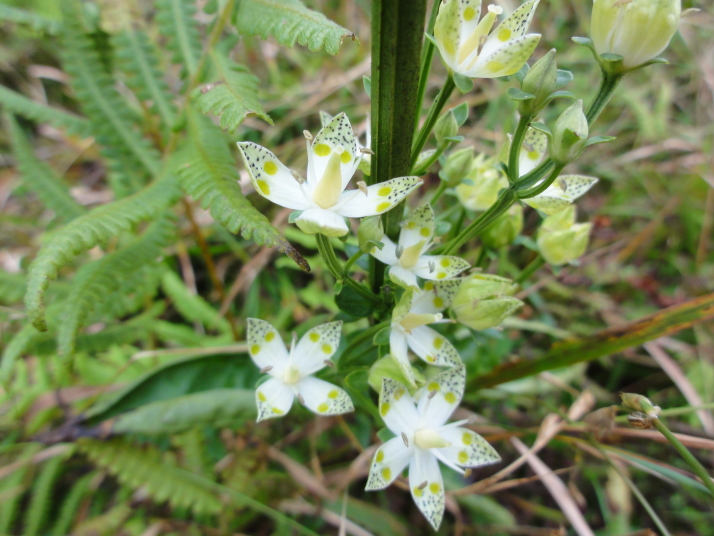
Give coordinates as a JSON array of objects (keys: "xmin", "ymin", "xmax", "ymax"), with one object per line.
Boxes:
[
  {"xmin": 335, "ymin": 176, "xmax": 422, "ymax": 218},
  {"xmin": 295, "ymin": 208, "xmax": 349, "ymax": 237},
  {"xmin": 408, "ymin": 449, "xmax": 445, "ymax": 530},
  {"xmin": 525, "ymin": 175, "xmax": 598, "ymax": 214},
  {"xmin": 412, "ymin": 255, "xmax": 470, "ymax": 281},
  {"xmin": 309, "ymin": 112, "xmax": 360, "ymax": 190},
  {"xmin": 236, "ymin": 142, "xmax": 309, "ymax": 210},
  {"xmin": 256, "ymin": 377, "xmax": 294, "ymax": 421},
  {"xmin": 379, "ymin": 377, "xmax": 419, "ymax": 435},
  {"xmin": 398, "ymin": 204, "xmax": 434, "ymax": 250},
  {"xmin": 518, "ymin": 127, "xmax": 548, "ymax": 176},
  {"xmin": 468, "ymin": 33, "xmax": 541, "ymax": 78},
  {"xmin": 417, "ymin": 365, "xmax": 466, "ymax": 427},
  {"xmin": 247, "ymin": 318, "xmax": 289, "ymax": 373},
  {"xmin": 297, "ymin": 376, "xmax": 354, "ymax": 416},
  {"xmin": 388, "ymin": 266, "xmax": 419, "ymax": 289},
  {"xmin": 434, "ymin": 426, "xmax": 501, "ymax": 468},
  {"xmin": 406, "ymin": 325, "xmax": 462, "ymax": 367},
  {"xmin": 479, "ymin": 0, "xmax": 540, "ymax": 59},
  {"xmin": 412, "ymin": 280, "xmax": 462, "ymax": 314},
  {"xmin": 523, "ymin": 194, "xmax": 572, "ymax": 215},
  {"xmin": 434, "ymin": 0, "xmax": 461, "ymax": 71},
  {"xmin": 369, "ymin": 235, "xmax": 398, "ymax": 266},
  {"xmin": 365, "ymin": 436, "xmax": 412, "ymax": 490},
  {"xmin": 389, "ymin": 328, "xmax": 417, "ymax": 389},
  {"xmin": 293, "ymin": 321, "xmax": 342, "ymax": 375}
]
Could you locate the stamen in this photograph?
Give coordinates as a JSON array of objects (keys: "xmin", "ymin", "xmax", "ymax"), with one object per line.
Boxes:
[
  {"xmin": 464, "ymin": 468, "xmax": 473, "ymax": 478},
  {"xmin": 428, "ymin": 389, "xmax": 438, "ymax": 399},
  {"xmin": 402, "ymin": 432, "xmax": 409, "ymax": 447},
  {"xmin": 356, "ymin": 181, "xmax": 369, "ymax": 196},
  {"xmin": 298, "ymin": 393, "xmax": 306, "ymax": 405},
  {"xmin": 395, "ymin": 245, "xmax": 404, "ymax": 259},
  {"xmin": 260, "ymin": 365, "xmax": 274, "ymax": 373},
  {"xmin": 418, "ymin": 480, "xmax": 428, "ymax": 490},
  {"xmin": 559, "ymin": 178, "xmax": 568, "ymax": 192},
  {"xmin": 323, "ymin": 359, "xmax": 335, "ymax": 368},
  {"xmin": 291, "ymin": 332, "xmax": 298, "ymax": 353},
  {"xmin": 360, "ymin": 147, "xmax": 374, "ymax": 155},
  {"xmin": 291, "ymin": 169, "xmax": 306, "ymax": 184},
  {"xmin": 428, "ymin": 261, "xmax": 435, "ymax": 274},
  {"xmin": 303, "ymin": 130, "xmax": 313, "ymax": 140}
]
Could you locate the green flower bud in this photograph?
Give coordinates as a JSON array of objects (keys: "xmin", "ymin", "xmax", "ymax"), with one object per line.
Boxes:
[
  {"xmin": 455, "ymin": 155, "xmax": 508, "ymax": 211},
  {"xmin": 592, "ymin": 0, "xmax": 681, "ymax": 69},
  {"xmin": 520, "ymin": 49, "xmax": 558, "ymax": 114},
  {"xmin": 440, "ymin": 148, "xmax": 474, "ymax": 187},
  {"xmin": 434, "ymin": 109, "xmax": 459, "ymax": 148},
  {"xmin": 537, "ymin": 206, "xmax": 592, "ymax": 265},
  {"xmin": 368, "ymin": 355, "xmax": 424, "ymax": 394},
  {"xmin": 550, "ymin": 100, "xmax": 588, "ymax": 164},
  {"xmin": 451, "ymin": 273, "xmax": 523, "ymax": 330},
  {"xmin": 357, "ymin": 216, "xmax": 384, "ymax": 254},
  {"xmin": 481, "ymin": 205, "xmax": 524, "ymax": 249},
  {"xmin": 620, "ymin": 392, "xmax": 660, "ymax": 416}
]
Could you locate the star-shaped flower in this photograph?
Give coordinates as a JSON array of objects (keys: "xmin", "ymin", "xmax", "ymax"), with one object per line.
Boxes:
[
  {"xmin": 369, "ymin": 204, "xmax": 470, "ymax": 289},
  {"xmin": 366, "ymin": 366, "xmax": 500, "ymax": 530},
  {"xmin": 247, "ymin": 318, "xmax": 354, "ymax": 421},
  {"xmin": 434, "ymin": 0, "xmax": 541, "ymax": 79},
  {"xmin": 389, "ymin": 281, "xmax": 463, "ymax": 388},
  {"xmin": 237, "ymin": 113, "xmax": 421, "ymax": 237}
]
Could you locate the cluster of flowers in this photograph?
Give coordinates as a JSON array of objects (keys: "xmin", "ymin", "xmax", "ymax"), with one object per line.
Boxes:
[{"xmin": 235, "ymin": 0, "xmax": 683, "ymax": 529}]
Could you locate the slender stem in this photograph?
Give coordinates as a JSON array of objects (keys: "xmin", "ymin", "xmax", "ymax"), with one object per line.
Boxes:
[
  {"xmin": 513, "ymin": 159, "xmax": 555, "ymax": 191},
  {"xmin": 410, "ymin": 75, "xmax": 456, "ymax": 167},
  {"xmin": 515, "ymin": 255, "xmax": 545, "ymax": 284},
  {"xmin": 652, "ymin": 417, "xmax": 714, "ymax": 498},
  {"xmin": 517, "ymin": 164, "xmax": 566, "ymax": 199},
  {"xmin": 586, "ymin": 70, "xmax": 622, "ymax": 124},
  {"xmin": 411, "ymin": 144, "xmax": 445, "ymax": 175},
  {"xmin": 316, "ymin": 235, "xmax": 381, "ymax": 305},
  {"xmin": 343, "ymin": 249, "xmax": 364, "ymax": 276},
  {"xmin": 430, "ymin": 181, "xmax": 448, "ymax": 205},
  {"xmin": 413, "ymin": 1, "xmax": 440, "ymax": 134},
  {"xmin": 507, "ymin": 113, "xmax": 534, "ymax": 183},
  {"xmin": 339, "ymin": 319, "xmax": 391, "ymax": 366}
]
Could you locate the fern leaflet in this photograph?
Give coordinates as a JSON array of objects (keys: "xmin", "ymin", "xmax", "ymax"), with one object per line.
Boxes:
[
  {"xmin": 161, "ymin": 270, "xmax": 232, "ymax": 334},
  {"xmin": 155, "ymin": 0, "xmax": 202, "ymax": 77},
  {"xmin": 0, "ymin": 4, "xmax": 60, "ymax": 34},
  {"xmin": 6, "ymin": 115, "xmax": 87, "ymax": 223},
  {"xmin": 0, "ymin": 85, "xmax": 90, "ymax": 137},
  {"xmin": 57, "ymin": 215, "xmax": 176, "ymax": 359},
  {"xmin": 113, "ymin": 30, "xmax": 177, "ymax": 131},
  {"xmin": 177, "ymin": 110, "xmax": 309, "ymax": 271},
  {"xmin": 193, "ymin": 50, "xmax": 272, "ymax": 132},
  {"xmin": 25, "ymin": 173, "xmax": 181, "ymax": 332},
  {"xmin": 234, "ymin": 0, "xmax": 355, "ymax": 55}
]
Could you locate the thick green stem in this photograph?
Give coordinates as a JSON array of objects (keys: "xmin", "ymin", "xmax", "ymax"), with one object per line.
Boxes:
[
  {"xmin": 316, "ymin": 235, "xmax": 381, "ymax": 305},
  {"xmin": 507, "ymin": 113, "xmax": 534, "ymax": 183},
  {"xmin": 410, "ymin": 75, "xmax": 456, "ymax": 167},
  {"xmin": 651, "ymin": 417, "xmax": 714, "ymax": 498},
  {"xmin": 413, "ymin": 1, "xmax": 440, "ymax": 134},
  {"xmin": 515, "ymin": 255, "xmax": 545, "ymax": 284}
]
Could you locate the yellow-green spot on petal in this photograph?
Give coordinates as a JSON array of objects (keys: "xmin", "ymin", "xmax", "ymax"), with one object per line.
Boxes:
[
  {"xmin": 328, "ymin": 390, "xmax": 338, "ymax": 399},
  {"xmin": 272, "ymin": 407, "xmax": 284, "ymax": 415},
  {"xmin": 424, "ymin": 281, "xmax": 434, "ymax": 291},
  {"xmin": 378, "ymin": 186, "xmax": 392, "ymax": 196},
  {"xmin": 436, "ymin": 272, "xmax": 447, "ymax": 280},
  {"xmin": 309, "ymin": 332, "xmax": 320, "ymax": 343},
  {"xmin": 394, "ymin": 389, "xmax": 404, "ymax": 401},
  {"xmin": 413, "ymin": 486, "xmax": 423, "ymax": 497},
  {"xmin": 264, "ymin": 331, "xmax": 275, "ymax": 342},
  {"xmin": 382, "ymin": 468, "xmax": 392, "ymax": 480},
  {"xmin": 256, "ymin": 180, "xmax": 271, "ymax": 196},
  {"xmin": 314, "ymin": 143, "xmax": 331, "ymax": 156},
  {"xmin": 419, "ymin": 227, "xmax": 430, "ymax": 237},
  {"xmin": 258, "ymin": 391, "xmax": 267, "ymax": 402},
  {"xmin": 322, "ymin": 344, "xmax": 333, "ymax": 354},
  {"xmin": 250, "ymin": 344, "xmax": 261, "ymax": 355},
  {"xmin": 263, "ymin": 161, "xmax": 278, "ymax": 175},
  {"xmin": 407, "ymin": 222, "xmax": 417, "ymax": 230},
  {"xmin": 440, "ymin": 258, "xmax": 451, "ymax": 267},
  {"xmin": 434, "ymin": 337, "xmax": 444, "ymax": 349},
  {"xmin": 376, "ymin": 450, "xmax": 385, "ymax": 463},
  {"xmin": 462, "ymin": 432, "xmax": 473, "ymax": 445},
  {"xmin": 528, "ymin": 150, "xmax": 540, "ymax": 160},
  {"xmin": 340, "ymin": 151, "xmax": 352, "ymax": 164},
  {"xmin": 463, "ymin": 6, "xmax": 476, "ymax": 20},
  {"xmin": 426, "ymin": 355, "xmax": 436, "ymax": 363},
  {"xmin": 444, "ymin": 40, "xmax": 456, "ymax": 56},
  {"xmin": 376, "ymin": 201, "xmax": 391, "ymax": 212},
  {"xmin": 380, "ymin": 402, "xmax": 390, "ymax": 416},
  {"xmin": 498, "ymin": 28, "xmax": 512, "ymax": 42},
  {"xmin": 427, "ymin": 382, "xmax": 439, "ymax": 392},
  {"xmin": 458, "ymin": 450, "xmax": 469, "ymax": 463},
  {"xmin": 317, "ymin": 402, "xmax": 329, "ymax": 413},
  {"xmin": 445, "ymin": 391, "xmax": 457, "ymax": 404},
  {"xmin": 433, "ymin": 297, "xmax": 444, "ymax": 309},
  {"xmin": 429, "ymin": 482, "xmax": 441, "ymax": 494},
  {"xmin": 486, "ymin": 60, "xmax": 505, "ymax": 73}
]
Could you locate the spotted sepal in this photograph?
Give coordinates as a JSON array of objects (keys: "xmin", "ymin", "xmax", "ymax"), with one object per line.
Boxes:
[
  {"xmin": 391, "ymin": 289, "xmax": 415, "ymax": 325},
  {"xmin": 473, "ymin": 33, "xmax": 541, "ymax": 78},
  {"xmin": 436, "ymin": 426, "xmax": 501, "ymax": 468},
  {"xmin": 379, "ymin": 377, "xmax": 419, "ymax": 435},
  {"xmin": 399, "ymin": 204, "xmax": 435, "ymax": 249},
  {"xmin": 525, "ymin": 175, "xmax": 598, "ymax": 215},
  {"xmin": 407, "ymin": 325, "xmax": 462, "ymax": 368},
  {"xmin": 236, "ymin": 142, "xmax": 308, "ymax": 211},
  {"xmin": 256, "ymin": 377, "xmax": 294, "ymax": 422},
  {"xmin": 297, "ymin": 376, "xmax": 354, "ymax": 416},
  {"xmin": 419, "ymin": 365, "xmax": 466, "ymax": 427},
  {"xmin": 489, "ymin": 0, "xmax": 540, "ymax": 44},
  {"xmin": 409, "ymin": 449, "xmax": 445, "ymax": 530},
  {"xmin": 310, "ymin": 112, "xmax": 359, "ymax": 189},
  {"xmin": 246, "ymin": 318, "xmax": 288, "ymax": 371},
  {"xmin": 336, "ymin": 176, "xmax": 422, "ymax": 218},
  {"xmin": 293, "ymin": 321, "xmax": 342, "ymax": 375},
  {"xmin": 419, "ymin": 280, "xmax": 462, "ymax": 312},
  {"xmin": 412, "ymin": 254, "xmax": 470, "ymax": 281},
  {"xmin": 365, "ymin": 436, "xmax": 412, "ymax": 490}
]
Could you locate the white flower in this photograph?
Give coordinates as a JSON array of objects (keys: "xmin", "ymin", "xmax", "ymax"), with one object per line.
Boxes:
[
  {"xmin": 369, "ymin": 204, "xmax": 470, "ymax": 289},
  {"xmin": 321, "ymin": 110, "xmax": 372, "ymax": 175},
  {"xmin": 434, "ymin": 0, "xmax": 541, "ymax": 79},
  {"xmin": 237, "ymin": 113, "xmax": 421, "ymax": 237},
  {"xmin": 389, "ymin": 281, "xmax": 463, "ymax": 388},
  {"xmin": 366, "ymin": 366, "xmax": 500, "ymax": 530},
  {"xmin": 247, "ymin": 318, "xmax": 354, "ymax": 421}
]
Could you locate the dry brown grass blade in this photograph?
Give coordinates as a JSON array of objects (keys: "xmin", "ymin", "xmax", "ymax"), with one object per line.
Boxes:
[
  {"xmin": 267, "ymin": 446, "xmax": 334, "ymax": 501},
  {"xmin": 0, "ymin": 444, "xmax": 70, "ymax": 480}
]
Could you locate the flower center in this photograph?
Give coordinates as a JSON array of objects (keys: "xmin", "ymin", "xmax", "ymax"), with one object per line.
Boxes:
[
  {"xmin": 283, "ymin": 365, "xmax": 301, "ymax": 385},
  {"xmin": 399, "ymin": 312, "xmax": 442, "ymax": 332},
  {"xmin": 399, "ymin": 240, "xmax": 426, "ymax": 269},
  {"xmin": 458, "ymin": 4, "xmax": 503, "ymax": 65},
  {"xmin": 414, "ymin": 428, "xmax": 450, "ymax": 450},
  {"xmin": 312, "ymin": 146, "xmax": 344, "ymax": 209}
]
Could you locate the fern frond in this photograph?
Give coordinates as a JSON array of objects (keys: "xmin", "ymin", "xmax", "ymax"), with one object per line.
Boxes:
[
  {"xmin": 0, "ymin": 4, "xmax": 60, "ymax": 34},
  {"xmin": 161, "ymin": 270, "xmax": 232, "ymax": 334},
  {"xmin": 23, "ymin": 455, "xmax": 66, "ymax": 536},
  {"xmin": 6, "ymin": 115, "xmax": 87, "ymax": 223},
  {"xmin": 57, "ymin": 215, "xmax": 176, "ymax": 359},
  {"xmin": 24, "ymin": 173, "xmax": 181, "ymax": 332},
  {"xmin": 113, "ymin": 30, "xmax": 177, "ymax": 130},
  {"xmin": 193, "ymin": 51, "xmax": 271, "ymax": 132},
  {"xmin": 155, "ymin": 0, "xmax": 202, "ymax": 77},
  {"xmin": 177, "ymin": 111, "xmax": 309, "ymax": 271},
  {"xmin": 0, "ymin": 85, "xmax": 90, "ymax": 137},
  {"xmin": 234, "ymin": 0, "xmax": 355, "ymax": 55},
  {"xmin": 50, "ymin": 473, "xmax": 95, "ymax": 536},
  {"xmin": 60, "ymin": 2, "xmax": 161, "ymax": 176},
  {"xmin": 0, "ymin": 321, "xmax": 50, "ymax": 383}
]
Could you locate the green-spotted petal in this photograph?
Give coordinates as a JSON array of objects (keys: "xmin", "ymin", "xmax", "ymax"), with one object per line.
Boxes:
[
  {"xmin": 366, "ymin": 436, "xmax": 412, "ymax": 490},
  {"xmin": 470, "ymin": 33, "xmax": 541, "ymax": 78},
  {"xmin": 406, "ymin": 325, "xmax": 462, "ymax": 367},
  {"xmin": 335, "ymin": 176, "xmax": 422, "ymax": 218},
  {"xmin": 399, "ymin": 204, "xmax": 435, "ymax": 249},
  {"xmin": 434, "ymin": 0, "xmax": 461, "ymax": 71}
]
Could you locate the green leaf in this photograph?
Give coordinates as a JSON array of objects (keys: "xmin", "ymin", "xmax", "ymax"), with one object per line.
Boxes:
[
  {"xmin": 453, "ymin": 72, "xmax": 474, "ymax": 93},
  {"xmin": 0, "ymin": 4, "xmax": 60, "ymax": 33},
  {"xmin": 451, "ymin": 102, "xmax": 469, "ymax": 126},
  {"xmin": 506, "ymin": 87, "xmax": 536, "ymax": 101},
  {"xmin": 155, "ymin": 0, "xmax": 202, "ymax": 76},
  {"xmin": 234, "ymin": 0, "xmax": 355, "ymax": 55},
  {"xmin": 584, "ymin": 135, "xmax": 616, "ymax": 147},
  {"xmin": 555, "ymin": 69, "xmax": 574, "ymax": 89},
  {"xmin": 177, "ymin": 110, "xmax": 308, "ymax": 271},
  {"xmin": 572, "ymin": 36, "xmax": 594, "ymax": 48},
  {"xmin": 529, "ymin": 121, "xmax": 552, "ymax": 137},
  {"xmin": 112, "ymin": 389, "xmax": 256, "ymax": 435},
  {"xmin": 335, "ymin": 284, "xmax": 376, "ymax": 319},
  {"xmin": 373, "ymin": 327, "xmax": 391, "ymax": 346},
  {"xmin": 5, "ymin": 114, "xmax": 87, "ymax": 223},
  {"xmin": 600, "ymin": 52, "xmax": 624, "ymax": 62},
  {"xmin": 24, "ymin": 173, "xmax": 181, "ymax": 332},
  {"xmin": 161, "ymin": 270, "xmax": 232, "ymax": 334},
  {"xmin": 376, "ymin": 427, "xmax": 396, "ymax": 442},
  {"xmin": 0, "ymin": 85, "xmax": 90, "ymax": 137},
  {"xmin": 363, "ymin": 76, "xmax": 372, "ymax": 99},
  {"xmin": 83, "ymin": 352, "xmax": 260, "ymax": 423},
  {"xmin": 192, "ymin": 51, "xmax": 272, "ymax": 132}
]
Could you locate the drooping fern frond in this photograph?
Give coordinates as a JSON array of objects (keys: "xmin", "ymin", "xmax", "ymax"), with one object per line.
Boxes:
[
  {"xmin": 177, "ymin": 110, "xmax": 309, "ymax": 271},
  {"xmin": 193, "ymin": 50, "xmax": 272, "ymax": 132},
  {"xmin": 234, "ymin": 0, "xmax": 355, "ymax": 55},
  {"xmin": 155, "ymin": 0, "xmax": 202, "ymax": 77},
  {"xmin": 60, "ymin": 2, "xmax": 162, "ymax": 176},
  {"xmin": 161, "ymin": 270, "xmax": 232, "ymax": 334},
  {"xmin": 6, "ymin": 115, "xmax": 87, "ymax": 223},
  {"xmin": 0, "ymin": 85, "xmax": 90, "ymax": 137},
  {"xmin": 57, "ymin": 215, "xmax": 176, "ymax": 359},
  {"xmin": 25, "ymin": 173, "xmax": 181, "ymax": 332},
  {"xmin": 0, "ymin": 4, "xmax": 61, "ymax": 34},
  {"xmin": 112, "ymin": 30, "xmax": 177, "ymax": 130}
]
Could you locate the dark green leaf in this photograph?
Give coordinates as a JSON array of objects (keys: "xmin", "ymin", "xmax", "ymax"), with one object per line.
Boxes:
[
  {"xmin": 335, "ymin": 284, "xmax": 375, "ymax": 319},
  {"xmin": 453, "ymin": 72, "xmax": 474, "ymax": 94}
]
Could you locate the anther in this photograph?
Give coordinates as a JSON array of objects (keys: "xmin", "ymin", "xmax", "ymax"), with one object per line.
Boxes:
[
  {"xmin": 360, "ymin": 147, "xmax": 375, "ymax": 155},
  {"xmin": 303, "ymin": 130, "xmax": 313, "ymax": 140},
  {"xmin": 260, "ymin": 365, "xmax": 274, "ymax": 373},
  {"xmin": 428, "ymin": 389, "xmax": 438, "ymax": 399},
  {"xmin": 395, "ymin": 245, "xmax": 404, "ymax": 259},
  {"xmin": 418, "ymin": 480, "xmax": 428, "ymax": 490},
  {"xmin": 402, "ymin": 432, "xmax": 409, "ymax": 447},
  {"xmin": 323, "ymin": 359, "xmax": 335, "ymax": 368},
  {"xmin": 298, "ymin": 393, "xmax": 306, "ymax": 405},
  {"xmin": 428, "ymin": 261, "xmax": 435, "ymax": 274},
  {"xmin": 357, "ymin": 181, "xmax": 369, "ymax": 196}
]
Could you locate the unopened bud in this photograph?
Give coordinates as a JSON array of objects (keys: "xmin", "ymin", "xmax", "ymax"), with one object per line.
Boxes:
[
  {"xmin": 368, "ymin": 356, "xmax": 424, "ymax": 395},
  {"xmin": 537, "ymin": 206, "xmax": 592, "ymax": 265},
  {"xmin": 440, "ymin": 147, "xmax": 474, "ymax": 187},
  {"xmin": 621, "ymin": 392, "xmax": 660, "ymax": 416},
  {"xmin": 521, "ymin": 49, "xmax": 558, "ymax": 114},
  {"xmin": 358, "ymin": 216, "xmax": 384, "ymax": 254},
  {"xmin": 434, "ymin": 109, "xmax": 459, "ymax": 148},
  {"xmin": 550, "ymin": 100, "xmax": 588, "ymax": 164},
  {"xmin": 451, "ymin": 273, "xmax": 523, "ymax": 330},
  {"xmin": 481, "ymin": 205, "xmax": 523, "ymax": 249}
]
